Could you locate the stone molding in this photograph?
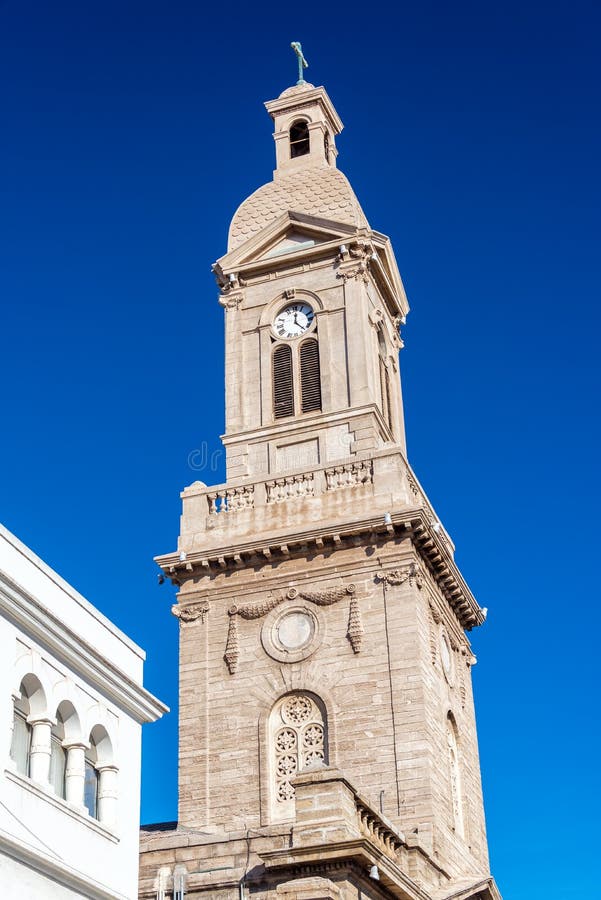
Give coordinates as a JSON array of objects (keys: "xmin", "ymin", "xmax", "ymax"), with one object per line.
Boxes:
[{"xmin": 161, "ymin": 507, "xmax": 483, "ymax": 630}]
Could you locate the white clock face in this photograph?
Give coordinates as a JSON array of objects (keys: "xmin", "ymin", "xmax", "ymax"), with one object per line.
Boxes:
[{"xmin": 274, "ymin": 303, "xmax": 314, "ymax": 338}]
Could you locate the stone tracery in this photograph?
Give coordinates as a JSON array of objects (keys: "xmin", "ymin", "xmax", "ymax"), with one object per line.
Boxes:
[{"xmin": 271, "ymin": 692, "xmax": 327, "ymax": 810}]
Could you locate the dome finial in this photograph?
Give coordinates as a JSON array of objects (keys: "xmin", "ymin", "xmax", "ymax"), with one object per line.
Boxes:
[{"xmin": 290, "ymin": 41, "xmax": 309, "ymax": 86}]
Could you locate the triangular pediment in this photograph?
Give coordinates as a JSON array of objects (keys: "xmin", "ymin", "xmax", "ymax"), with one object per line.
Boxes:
[
  {"xmin": 259, "ymin": 229, "xmax": 320, "ymax": 259},
  {"xmin": 213, "ymin": 211, "xmax": 409, "ymax": 319},
  {"xmin": 215, "ymin": 211, "xmax": 359, "ymax": 273}
]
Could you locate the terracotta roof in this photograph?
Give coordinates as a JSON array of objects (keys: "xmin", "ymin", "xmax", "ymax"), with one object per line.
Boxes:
[{"xmin": 228, "ymin": 166, "xmax": 369, "ymax": 251}]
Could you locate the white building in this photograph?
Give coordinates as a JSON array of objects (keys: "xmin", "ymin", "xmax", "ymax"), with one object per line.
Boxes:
[{"xmin": 0, "ymin": 523, "xmax": 167, "ymax": 899}]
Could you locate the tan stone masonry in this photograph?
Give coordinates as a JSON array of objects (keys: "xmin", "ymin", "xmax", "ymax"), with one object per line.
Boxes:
[{"xmin": 140, "ymin": 78, "xmax": 501, "ymax": 900}]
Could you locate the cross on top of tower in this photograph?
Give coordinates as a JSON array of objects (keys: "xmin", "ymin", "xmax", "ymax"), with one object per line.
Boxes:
[{"xmin": 290, "ymin": 41, "xmax": 309, "ymax": 85}]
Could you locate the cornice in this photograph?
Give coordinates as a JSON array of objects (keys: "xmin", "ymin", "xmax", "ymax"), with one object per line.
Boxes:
[
  {"xmin": 260, "ymin": 839, "xmax": 434, "ymax": 900},
  {"xmin": 0, "ymin": 572, "xmax": 168, "ymax": 723},
  {"xmin": 219, "ymin": 403, "xmax": 389, "ymax": 451},
  {"xmin": 265, "ymin": 85, "xmax": 344, "ymax": 134},
  {"xmin": 156, "ymin": 509, "xmax": 484, "ymax": 631}
]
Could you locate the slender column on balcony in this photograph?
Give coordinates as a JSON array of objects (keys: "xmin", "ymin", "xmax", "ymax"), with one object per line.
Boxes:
[
  {"xmin": 97, "ymin": 764, "xmax": 119, "ymax": 826},
  {"xmin": 64, "ymin": 741, "xmax": 87, "ymax": 807}
]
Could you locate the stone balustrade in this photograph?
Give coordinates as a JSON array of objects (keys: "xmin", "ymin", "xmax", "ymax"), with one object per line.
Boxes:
[
  {"xmin": 207, "ymin": 485, "xmax": 255, "ymax": 514},
  {"xmin": 324, "ymin": 460, "xmax": 372, "ymax": 490},
  {"xmin": 265, "ymin": 473, "xmax": 315, "ymax": 503},
  {"xmin": 196, "ymin": 451, "xmax": 453, "ymax": 554},
  {"xmin": 204, "ymin": 458, "xmax": 376, "ymax": 517}
]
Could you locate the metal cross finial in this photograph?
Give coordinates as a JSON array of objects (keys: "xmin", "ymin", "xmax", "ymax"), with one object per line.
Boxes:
[{"xmin": 290, "ymin": 42, "xmax": 309, "ymax": 86}]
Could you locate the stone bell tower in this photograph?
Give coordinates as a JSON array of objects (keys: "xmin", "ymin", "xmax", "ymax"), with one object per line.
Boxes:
[{"xmin": 139, "ymin": 71, "xmax": 502, "ymax": 900}]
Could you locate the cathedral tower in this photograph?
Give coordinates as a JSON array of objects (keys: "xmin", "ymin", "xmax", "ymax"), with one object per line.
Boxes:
[{"xmin": 139, "ymin": 72, "xmax": 501, "ymax": 900}]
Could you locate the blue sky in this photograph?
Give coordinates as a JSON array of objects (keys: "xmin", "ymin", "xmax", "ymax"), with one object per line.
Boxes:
[{"xmin": 1, "ymin": 2, "xmax": 599, "ymax": 896}]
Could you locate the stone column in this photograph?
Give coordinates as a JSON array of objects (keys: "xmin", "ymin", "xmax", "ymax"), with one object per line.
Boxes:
[
  {"xmin": 63, "ymin": 742, "xmax": 87, "ymax": 807},
  {"xmin": 97, "ymin": 764, "xmax": 119, "ymax": 826},
  {"xmin": 28, "ymin": 718, "xmax": 53, "ymax": 785}
]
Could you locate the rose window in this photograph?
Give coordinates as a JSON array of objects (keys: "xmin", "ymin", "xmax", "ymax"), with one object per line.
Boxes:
[{"xmin": 282, "ymin": 695, "xmax": 313, "ymax": 725}]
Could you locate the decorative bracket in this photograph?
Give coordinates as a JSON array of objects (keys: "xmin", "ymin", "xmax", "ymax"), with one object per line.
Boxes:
[
  {"xmin": 336, "ymin": 240, "xmax": 376, "ymax": 283},
  {"xmin": 172, "ymin": 602, "xmax": 209, "ymax": 624},
  {"xmin": 378, "ymin": 564, "xmax": 423, "ymax": 589},
  {"xmin": 218, "ymin": 290, "xmax": 244, "ymax": 310}
]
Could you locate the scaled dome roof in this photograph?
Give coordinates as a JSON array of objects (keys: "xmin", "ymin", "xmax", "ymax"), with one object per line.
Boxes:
[{"xmin": 228, "ymin": 166, "xmax": 369, "ymax": 252}]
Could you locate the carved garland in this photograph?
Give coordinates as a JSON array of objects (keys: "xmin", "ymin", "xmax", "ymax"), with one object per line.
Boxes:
[{"xmin": 224, "ymin": 584, "xmax": 360, "ymax": 674}]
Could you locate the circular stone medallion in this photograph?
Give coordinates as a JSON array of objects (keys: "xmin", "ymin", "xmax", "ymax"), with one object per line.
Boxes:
[
  {"xmin": 261, "ymin": 604, "xmax": 322, "ymax": 663},
  {"xmin": 276, "ymin": 611, "xmax": 314, "ymax": 650}
]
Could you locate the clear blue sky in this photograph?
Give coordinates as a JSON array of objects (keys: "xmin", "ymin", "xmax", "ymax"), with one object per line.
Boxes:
[{"xmin": 1, "ymin": 2, "xmax": 599, "ymax": 896}]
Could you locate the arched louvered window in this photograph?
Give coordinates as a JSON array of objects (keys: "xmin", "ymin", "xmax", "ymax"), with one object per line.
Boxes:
[
  {"xmin": 289, "ymin": 121, "xmax": 310, "ymax": 158},
  {"xmin": 300, "ymin": 339, "xmax": 321, "ymax": 413},
  {"xmin": 273, "ymin": 344, "xmax": 294, "ymax": 419}
]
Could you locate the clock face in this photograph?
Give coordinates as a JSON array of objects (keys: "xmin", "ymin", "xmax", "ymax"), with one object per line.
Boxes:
[{"xmin": 273, "ymin": 303, "xmax": 314, "ymax": 338}]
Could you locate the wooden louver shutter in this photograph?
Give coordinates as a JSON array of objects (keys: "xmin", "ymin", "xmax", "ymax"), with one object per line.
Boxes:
[
  {"xmin": 273, "ymin": 344, "xmax": 294, "ymax": 418},
  {"xmin": 300, "ymin": 339, "xmax": 321, "ymax": 413}
]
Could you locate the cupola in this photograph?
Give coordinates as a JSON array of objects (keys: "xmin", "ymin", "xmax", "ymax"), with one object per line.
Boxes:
[{"xmin": 265, "ymin": 83, "xmax": 343, "ymax": 178}]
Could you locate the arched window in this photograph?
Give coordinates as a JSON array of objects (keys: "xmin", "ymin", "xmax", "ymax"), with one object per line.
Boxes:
[
  {"xmin": 271, "ymin": 692, "xmax": 327, "ymax": 819},
  {"xmin": 273, "ymin": 344, "xmax": 294, "ymax": 418},
  {"xmin": 49, "ymin": 711, "xmax": 67, "ymax": 798},
  {"xmin": 300, "ymin": 338, "xmax": 321, "ymax": 413},
  {"xmin": 10, "ymin": 686, "xmax": 32, "ymax": 776},
  {"xmin": 289, "ymin": 120, "xmax": 310, "ymax": 158},
  {"xmin": 84, "ymin": 735, "xmax": 99, "ymax": 818},
  {"xmin": 447, "ymin": 714, "xmax": 464, "ymax": 837},
  {"xmin": 84, "ymin": 724, "xmax": 117, "ymax": 825}
]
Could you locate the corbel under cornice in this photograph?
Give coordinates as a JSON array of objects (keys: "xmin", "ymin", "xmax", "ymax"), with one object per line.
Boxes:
[{"xmin": 155, "ymin": 509, "xmax": 484, "ymax": 631}]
